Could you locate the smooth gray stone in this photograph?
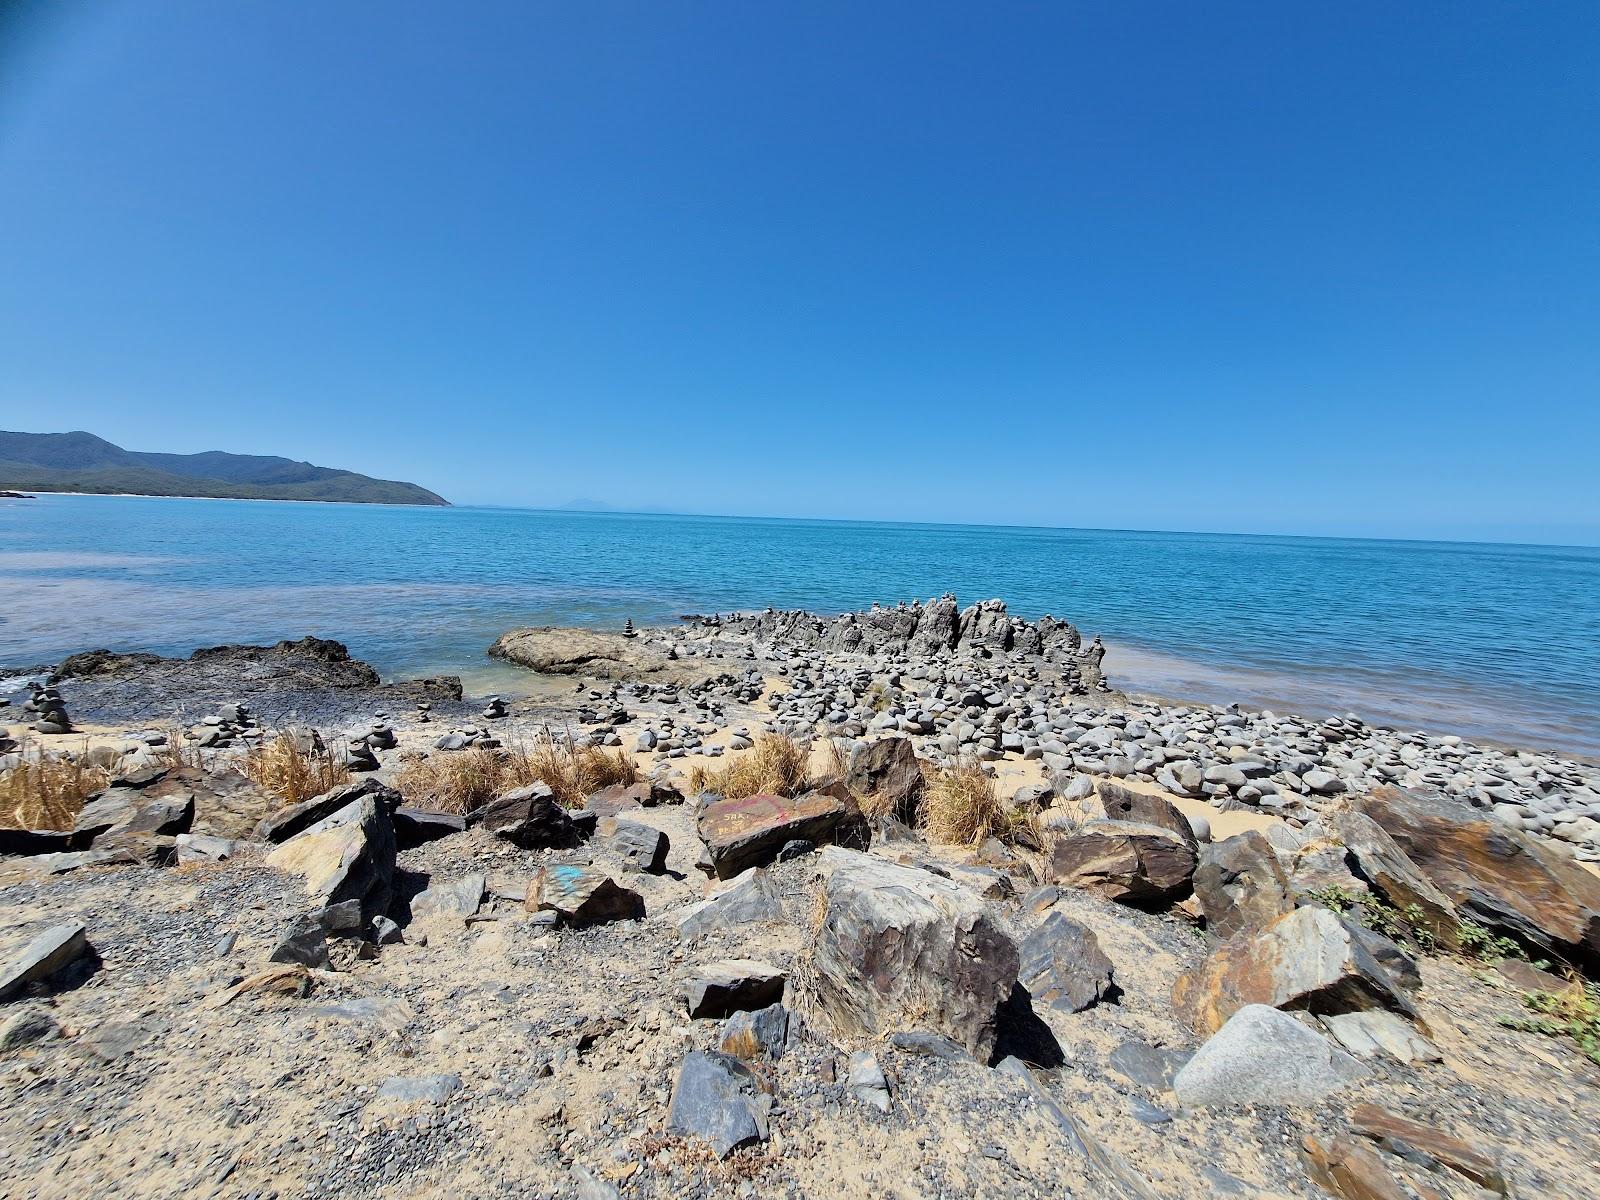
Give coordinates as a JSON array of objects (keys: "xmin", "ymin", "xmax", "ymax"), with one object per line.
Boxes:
[
  {"xmin": 665, "ymin": 1051, "xmax": 770, "ymax": 1158},
  {"xmin": 1173, "ymin": 1005, "xmax": 1367, "ymax": 1109},
  {"xmin": 374, "ymin": 1073, "xmax": 462, "ymax": 1106}
]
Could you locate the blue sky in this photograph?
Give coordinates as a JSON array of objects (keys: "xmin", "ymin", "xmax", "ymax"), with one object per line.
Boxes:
[{"xmin": 1, "ymin": 2, "xmax": 1596, "ymax": 543}]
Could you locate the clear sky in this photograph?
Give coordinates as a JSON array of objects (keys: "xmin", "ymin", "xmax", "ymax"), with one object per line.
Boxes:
[{"xmin": 1, "ymin": 2, "xmax": 1596, "ymax": 543}]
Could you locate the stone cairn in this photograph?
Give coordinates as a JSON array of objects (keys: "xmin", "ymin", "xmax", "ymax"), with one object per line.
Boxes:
[
  {"xmin": 25, "ymin": 683, "xmax": 72, "ymax": 734},
  {"xmin": 622, "ymin": 618, "xmax": 637, "ymax": 639},
  {"xmin": 193, "ymin": 703, "xmax": 258, "ymax": 748},
  {"xmin": 415, "ymin": 700, "xmax": 433, "ymax": 725},
  {"xmin": 482, "ymin": 696, "xmax": 508, "ymax": 720}
]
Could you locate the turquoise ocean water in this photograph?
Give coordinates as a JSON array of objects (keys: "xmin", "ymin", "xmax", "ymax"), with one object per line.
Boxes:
[{"xmin": 2, "ymin": 493, "xmax": 1597, "ymax": 757}]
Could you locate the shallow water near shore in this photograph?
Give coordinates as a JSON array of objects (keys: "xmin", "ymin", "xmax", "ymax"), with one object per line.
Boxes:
[{"xmin": 2, "ymin": 492, "xmax": 1597, "ymax": 757}]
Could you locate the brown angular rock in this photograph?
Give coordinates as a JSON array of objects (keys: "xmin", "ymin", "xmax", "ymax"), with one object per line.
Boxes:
[
  {"xmin": 527, "ymin": 863, "xmax": 644, "ymax": 926},
  {"xmin": 1332, "ymin": 810, "xmax": 1461, "ymax": 950},
  {"xmin": 1172, "ymin": 905, "xmax": 1419, "ymax": 1036},
  {"xmin": 844, "ymin": 737, "xmax": 925, "ymax": 824},
  {"xmin": 800, "ymin": 847, "xmax": 1019, "ymax": 1061},
  {"xmin": 697, "ymin": 791, "xmax": 862, "ymax": 880},
  {"xmin": 1302, "ymin": 1135, "xmax": 1409, "ymax": 1200},
  {"xmin": 477, "ymin": 784, "xmax": 596, "ymax": 850},
  {"xmin": 1193, "ymin": 830, "xmax": 1294, "ymax": 939},
  {"xmin": 1093, "ymin": 783, "xmax": 1200, "ymax": 850},
  {"xmin": 1354, "ymin": 786, "xmax": 1600, "ymax": 970},
  {"xmin": 1348, "ymin": 1103, "xmax": 1506, "ymax": 1193},
  {"xmin": 1048, "ymin": 820, "xmax": 1196, "ymax": 906}
]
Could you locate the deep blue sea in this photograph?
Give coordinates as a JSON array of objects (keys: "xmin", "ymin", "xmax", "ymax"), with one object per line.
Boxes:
[{"xmin": 2, "ymin": 493, "xmax": 1597, "ymax": 758}]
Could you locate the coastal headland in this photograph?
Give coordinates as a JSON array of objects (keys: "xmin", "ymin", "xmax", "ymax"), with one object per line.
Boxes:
[{"xmin": 2, "ymin": 596, "xmax": 1598, "ymax": 1198}]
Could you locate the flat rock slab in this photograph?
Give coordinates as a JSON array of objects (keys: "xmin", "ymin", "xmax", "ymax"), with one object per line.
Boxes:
[
  {"xmin": 0, "ymin": 921, "xmax": 90, "ymax": 1000},
  {"xmin": 674, "ymin": 868, "xmax": 783, "ymax": 940},
  {"xmin": 698, "ymin": 792, "xmax": 859, "ymax": 879},
  {"xmin": 801, "ymin": 847, "xmax": 1018, "ymax": 1062},
  {"xmin": 1107, "ymin": 1041, "xmax": 1192, "ymax": 1093},
  {"xmin": 490, "ymin": 627, "xmax": 719, "ymax": 683},
  {"xmin": 372, "ymin": 1073, "xmax": 462, "ymax": 1109},
  {"xmin": 528, "ymin": 864, "xmax": 644, "ymax": 927},
  {"xmin": 1322, "ymin": 1010, "xmax": 1440, "ymax": 1065},
  {"xmin": 665, "ymin": 1051, "xmax": 771, "ymax": 1158},
  {"xmin": 1172, "ymin": 905, "xmax": 1418, "ymax": 1036},
  {"xmin": 601, "ymin": 818, "xmax": 669, "ymax": 873},
  {"xmin": 411, "ymin": 872, "xmax": 486, "ymax": 920},
  {"xmin": 682, "ymin": 959, "xmax": 786, "ymax": 1019},
  {"xmin": 257, "ymin": 779, "xmax": 399, "ymax": 843},
  {"xmin": 1173, "ymin": 1004, "xmax": 1368, "ymax": 1108}
]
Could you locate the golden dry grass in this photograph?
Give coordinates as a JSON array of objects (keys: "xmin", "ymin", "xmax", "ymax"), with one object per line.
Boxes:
[
  {"xmin": 922, "ymin": 758, "xmax": 1007, "ymax": 847},
  {"xmin": 396, "ymin": 734, "xmax": 637, "ymax": 812},
  {"xmin": 243, "ymin": 732, "xmax": 352, "ymax": 805},
  {"xmin": 687, "ymin": 733, "xmax": 810, "ymax": 800},
  {"xmin": 0, "ymin": 743, "xmax": 109, "ymax": 831}
]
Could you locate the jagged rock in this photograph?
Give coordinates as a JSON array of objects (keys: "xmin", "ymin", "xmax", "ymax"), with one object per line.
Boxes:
[
  {"xmin": 265, "ymin": 795, "xmax": 396, "ymax": 919},
  {"xmin": 527, "ymin": 863, "xmax": 643, "ymax": 926},
  {"xmin": 697, "ymin": 791, "xmax": 862, "ymax": 879},
  {"xmin": 1018, "ymin": 912, "xmax": 1116, "ymax": 1013},
  {"xmin": 682, "ymin": 959, "xmax": 786, "ymax": 1018},
  {"xmin": 1107, "ymin": 1041, "xmax": 1192, "ymax": 1092},
  {"xmin": 1048, "ymin": 820, "xmax": 1196, "ymax": 906},
  {"xmin": 844, "ymin": 737, "xmax": 924, "ymax": 823},
  {"xmin": 1302, "ymin": 1135, "xmax": 1409, "ymax": 1200},
  {"xmin": 0, "ymin": 921, "xmax": 90, "ymax": 1000},
  {"xmin": 1193, "ymin": 831, "xmax": 1294, "ymax": 939},
  {"xmin": 719, "ymin": 1003, "xmax": 789, "ymax": 1061},
  {"xmin": 269, "ymin": 912, "xmax": 332, "ymax": 968},
  {"xmin": 256, "ymin": 779, "xmax": 400, "ymax": 843},
  {"xmin": 674, "ymin": 867, "xmax": 783, "ymax": 940},
  {"xmin": 665, "ymin": 1051, "xmax": 771, "ymax": 1158},
  {"xmin": 477, "ymin": 784, "xmax": 596, "ymax": 850},
  {"xmin": 1173, "ymin": 1005, "xmax": 1368, "ymax": 1108},
  {"xmin": 393, "ymin": 807, "xmax": 466, "ymax": 850},
  {"xmin": 1091, "ymin": 783, "xmax": 1200, "ymax": 849},
  {"xmin": 847, "ymin": 1050, "xmax": 891, "ymax": 1113},
  {"xmin": 600, "ymin": 818, "xmax": 669, "ymax": 873},
  {"xmin": 174, "ymin": 833, "xmax": 237, "ymax": 864},
  {"xmin": 72, "ymin": 785, "xmax": 194, "ymax": 848},
  {"xmin": 0, "ymin": 828, "xmax": 71, "ymax": 857},
  {"xmin": 1173, "ymin": 906, "xmax": 1418, "ymax": 1036},
  {"xmin": 800, "ymin": 847, "xmax": 1019, "ymax": 1061},
  {"xmin": 1332, "ymin": 810, "xmax": 1461, "ymax": 949},
  {"xmin": 1353, "ymin": 786, "xmax": 1600, "ymax": 970}
]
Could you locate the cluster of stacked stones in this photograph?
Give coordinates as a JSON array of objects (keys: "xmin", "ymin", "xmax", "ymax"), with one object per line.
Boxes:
[
  {"xmin": 669, "ymin": 597, "xmax": 1600, "ymax": 860},
  {"xmin": 189, "ymin": 702, "xmax": 259, "ymax": 748},
  {"xmin": 23, "ymin": 683, "xmax": 73, "ymax": 735}
]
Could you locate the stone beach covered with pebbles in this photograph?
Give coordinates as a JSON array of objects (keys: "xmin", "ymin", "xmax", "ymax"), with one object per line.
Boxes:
[{"xmin": 2, "ymin": 595, "xmax": 1599, "ymax": 1199}]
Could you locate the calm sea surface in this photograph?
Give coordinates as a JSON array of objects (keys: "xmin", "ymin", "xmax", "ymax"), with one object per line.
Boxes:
[{"xmin": 2, "ymin": 494, "xmax": 1597, "ymax": 757}]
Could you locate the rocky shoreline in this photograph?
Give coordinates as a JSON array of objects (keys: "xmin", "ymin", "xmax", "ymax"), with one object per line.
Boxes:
[{"xmin": 3, "ymin": 597, "xmax": 1600, "ymax": 1199}]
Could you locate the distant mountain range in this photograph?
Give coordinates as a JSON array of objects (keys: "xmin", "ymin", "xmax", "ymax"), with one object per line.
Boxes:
[{"xmin": 0, "ymin": 431, "xmax": 448, "ymax": 506}]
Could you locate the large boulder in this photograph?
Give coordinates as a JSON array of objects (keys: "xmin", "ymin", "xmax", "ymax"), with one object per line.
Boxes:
[
  {"xmin": 1092, "ymin": 783, "xmax": 1200, "ymax": 849},
  {"xmin": 490, "ymin": 627, "xmax": 714, "ymax": 684},
  {"xmin": 265, "ymin": 795, "xmax": 396, "ymax": 920},
  {"xmin": 1353, "ymin": 786, "xmax": 1600, "ymax": 970},
  {"xmin": 1018, "ymin": 912, "xmax": 1116, "ymax": 1013},
  {"xmin": 800, "ymin": 847, "xmax": 1019, "ymax": 1061},
  {"xmin": 844, "ymin": 738, "xmax": 924, "ymax": 824},
  {"xmin": 907, "ymin": 594, "xmax": 960, "ymax": 655},
  {"xmin": 1172, "ymin": 906, "xmax": 1418, "ymax": 1036},
  {"xmin": 1331, "ymin": 810, "xmax": 1461, "ymax": 950},
  {"xmin": 257, "ymin": 779, "xmax": 399, "ymax": 843},
  {"xmin": 1193, "ymin": 831, "xmax": 1294, "ymax": 939},
  {"xmin": 1048, "ymin": 820, "xmax": 1196, "ymax": 907},
  {"xmin": 697, "ymin": 792, "xmax": 862, "ymax": 880},
  {"xmin": 1172, "ymin": 1005, "xmax": 1368, "ymax": 1109},
  {"xmin": 477, "ymin": 784, "xmax": 595, "ymax": 850}
]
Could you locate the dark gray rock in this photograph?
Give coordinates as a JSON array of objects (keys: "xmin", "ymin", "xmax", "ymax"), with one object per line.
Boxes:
[
  {"xmin": 602, "ymin": 819, "xmax": 669, "ymax": 873},
  {"xmin": 1193, "ymin": 830, "xmax": 1294, "ymax": 939},
  {"xmin": 0, "ymin": 921, "xmax": 90, "ymax": 1000},
  {"xmin": 256, "ymin": 779, "xmax": 400, "ymax": 843},
  {"xmin": 393, "ymin": 807, "xmax": 466, "ymax": 850},
  {"xmin": 683, "ymin": 959, "xmax": 785, "ymax": 1019},
  {"xmin": 1018, "ymin": 912, "xmax": 1116, "ymax": 1013},
  {"xmin": 718, "ymin": 1003, "xmax": 789, "ymax": 1061},
  {"xmin": 477, "ymin": 784, "xmax": 595, "ymax": 850},
  {"xmin": 665, "ymin": 1051, "xmax": 771, "ymax": 1158}
]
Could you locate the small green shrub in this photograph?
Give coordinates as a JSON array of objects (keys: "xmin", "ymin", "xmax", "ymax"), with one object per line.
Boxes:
[{"xmin": 1498, "ymin": 981, "xmax": 1600, "ymax": 1067}]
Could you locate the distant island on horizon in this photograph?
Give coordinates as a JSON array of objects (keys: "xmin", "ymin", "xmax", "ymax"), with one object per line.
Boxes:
[{"xmin": 0, "ymin": 430, "xmax": 448, "ymax": 506}]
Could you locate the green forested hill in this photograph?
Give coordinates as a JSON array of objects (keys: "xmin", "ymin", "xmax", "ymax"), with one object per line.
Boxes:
[{"xmin": 0, "ymin": 431, "xmax": 449, "ymax": 506}]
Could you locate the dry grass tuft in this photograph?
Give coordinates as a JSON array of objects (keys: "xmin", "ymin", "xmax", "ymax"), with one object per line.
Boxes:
[
  {"xmin": 687, "ymin": 733, "xmax": 810, "ymax": 800},
  {"xmin": 922, "ymin": 758, "xmax": 1008, "ymax": 847},
  {"xmin": 243, "ymin": 732, "xmax": 352, "ymax": 805},
  {"xmin": 396, "ymin": 734, "xmax": 637, "ymax": 813},
  {"xmin": 0, "ymin": 743, "xmax": 109, "ymax": 831}
]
